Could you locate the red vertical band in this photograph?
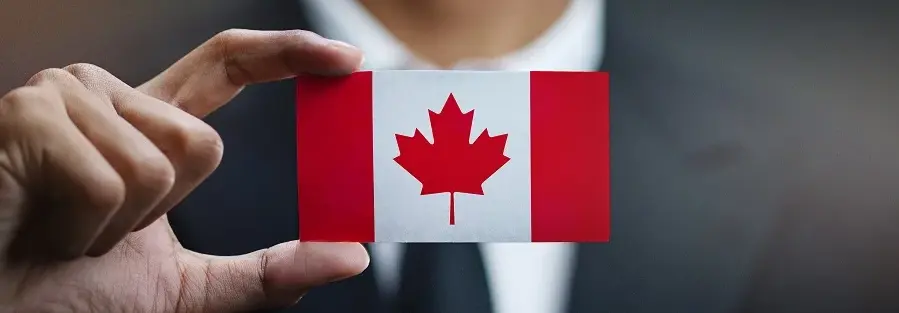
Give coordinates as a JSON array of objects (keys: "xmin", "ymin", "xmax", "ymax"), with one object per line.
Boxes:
[
  {"xmin": 530, "ymin": 71, "xmax": 610, "ymax": 242},
  {"xmin": 296, "ymin": 72, "xmax": 375, "ymax": 242}
]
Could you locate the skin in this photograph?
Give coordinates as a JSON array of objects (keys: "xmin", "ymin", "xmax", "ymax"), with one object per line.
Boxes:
[
  {"xmin": 358, "ymin": 0, "xmax": 571, "ymax": 68},
  {"xmin": 0, "ymin": 1, "xmax": 574, "ymax": 310},
  {"xmin": 0, "ymin": 29, "xmax": 369, "ymax": 312}
]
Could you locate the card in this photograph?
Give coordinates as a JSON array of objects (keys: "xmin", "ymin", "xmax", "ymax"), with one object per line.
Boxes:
[{"xmin": 296, "ymin": 71, "xmax": 609, "ymax": 242}]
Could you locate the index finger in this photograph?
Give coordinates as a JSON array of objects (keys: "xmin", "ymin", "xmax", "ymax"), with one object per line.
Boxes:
[{"xmin": 138, "ymin": 29, "xmax": 363, "ymax": 117}]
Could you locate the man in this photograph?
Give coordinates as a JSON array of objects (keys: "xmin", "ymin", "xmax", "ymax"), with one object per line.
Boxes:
[
  {"xmin": 296, "ymin": 1, "xmax": 601, "ymax": 313},
  {"xmin": 3, "ymin": 1, "xmax": 899, "ymax": 313}
]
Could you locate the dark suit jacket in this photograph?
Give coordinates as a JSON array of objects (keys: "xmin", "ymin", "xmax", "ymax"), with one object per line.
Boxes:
[{"xmin": 3, "ymin": 1, "xmax": 899, "ymax": 312}]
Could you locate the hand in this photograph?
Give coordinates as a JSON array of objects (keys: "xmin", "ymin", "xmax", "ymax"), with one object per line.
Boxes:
[{"xmin": 0, "ymin": 29, "xmax": 369, "ymax": 312}]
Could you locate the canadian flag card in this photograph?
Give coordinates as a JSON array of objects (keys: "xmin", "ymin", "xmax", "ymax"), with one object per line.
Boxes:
[{"xmin": 296, "ymin": 71, "xmax": 609, "ymax": 243}]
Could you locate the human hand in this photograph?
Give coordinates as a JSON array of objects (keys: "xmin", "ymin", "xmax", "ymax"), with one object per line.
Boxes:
[{"xmin": 0, "ymin": 29, "xmax": 368, "ymax": 312}]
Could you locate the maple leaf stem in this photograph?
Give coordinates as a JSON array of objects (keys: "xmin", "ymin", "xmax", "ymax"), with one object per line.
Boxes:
[{"xmin": 450, "ymin": 192, "xmax": 455, "ymax": 225}]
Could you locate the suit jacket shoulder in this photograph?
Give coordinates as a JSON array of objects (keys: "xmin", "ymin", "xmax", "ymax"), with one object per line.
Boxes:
[{"xmin": 573, "ymin": 1, "xmax": 899, "ymax": 313}]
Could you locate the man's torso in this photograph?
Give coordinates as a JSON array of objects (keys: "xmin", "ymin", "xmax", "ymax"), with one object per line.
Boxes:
[{"xmin": 153, "ymin": 1, "xmax": 899, "ymax": 312}]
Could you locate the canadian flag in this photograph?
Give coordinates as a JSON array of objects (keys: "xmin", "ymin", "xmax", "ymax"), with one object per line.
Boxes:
[{"xmin": 296, "ymin": 71, "xmax": 609, "ymax": 243}]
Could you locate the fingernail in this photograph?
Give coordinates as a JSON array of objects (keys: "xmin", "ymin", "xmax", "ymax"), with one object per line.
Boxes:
[
  {"xmin": 322, "ymin": 39, "xmax": 365, "ymax": 74},
  {"xmin": 355, "ymin": 55, "xmax": 366, "ymax": 71},
  {"xmin": 326, "ymin": 39, "xmax": 357, "ymax": 51},
  {"xmin": 307, "ymin": 242, "xmax": 370, "ymax": 282}
]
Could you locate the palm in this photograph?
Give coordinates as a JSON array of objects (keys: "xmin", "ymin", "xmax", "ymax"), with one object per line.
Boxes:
[{"xmin": 3, "ymin": 216, "xmax": 214, "ymax": 312}]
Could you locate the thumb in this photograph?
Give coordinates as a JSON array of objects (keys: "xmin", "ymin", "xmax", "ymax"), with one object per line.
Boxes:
[{"xmin": 185, "ymin": 242, "xmax": 369, "ymax": 312}]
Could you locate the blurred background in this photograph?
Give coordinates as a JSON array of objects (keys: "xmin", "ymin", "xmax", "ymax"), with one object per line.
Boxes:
[
  {"xmin": 3, "ymin": 1, "xmax": 899, "ymax": 313},
  {"xmin": 0, "ymin": 1, "xmax": 299, "ymax": 89}
]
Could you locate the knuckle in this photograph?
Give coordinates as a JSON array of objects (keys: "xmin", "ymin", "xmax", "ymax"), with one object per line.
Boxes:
[
  {"xmin": 62, "ymin": 63, "xmax": 106, "ymax": 79},
  {"xmin": 172, "ymin": 121, "xmax": 224, "ymax": 173},
  {"xmin": 126, "ymin": 154, "xmax": 176, "ymax": 195},
  {"xmin": 85, "ymin": 171, "xmax": 127, "ymax": 214},
  {"xmin": 0, "ymin": 86, "xmax": 62, "ymax": 118},
  {"xmin": 283, "ymin": 29, "xmax": 318, "ymax": 41},
  {"xmin": 26, "ymin": 68, "xmax": 75, "ymax": 86},
  {"xmin": 213, "ymin": 28, "xmax": 249, "ymax": 42},
  {"xmin": 63, "ymin": 63, "xmax": 128, "ymax": 99},
  {"xmin": 63, "ymin": 63, "xmax": 110, "ymax": 82},
  {"xmin": 3, "ymin": 87, "xmax": 49, "ymax": 105},
  {"xmin": 210, "ymin": 28, "xmax": 250, "ymax": 50}
]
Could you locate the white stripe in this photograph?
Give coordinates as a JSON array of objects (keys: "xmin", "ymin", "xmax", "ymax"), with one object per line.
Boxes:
[{"xmin": 372, "ymin": 71, "xmax": 532, "ymax": 242}]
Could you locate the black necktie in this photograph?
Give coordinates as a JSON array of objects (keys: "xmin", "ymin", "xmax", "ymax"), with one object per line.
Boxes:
[{"xmin": 394, "ymin": 243, "xmax": 493, "ymax": 313}]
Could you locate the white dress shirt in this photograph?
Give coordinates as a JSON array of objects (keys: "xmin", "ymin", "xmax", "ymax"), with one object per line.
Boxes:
[{"xmin": 301, "ymin": 1, "xmax": 604, "ymax": 313}]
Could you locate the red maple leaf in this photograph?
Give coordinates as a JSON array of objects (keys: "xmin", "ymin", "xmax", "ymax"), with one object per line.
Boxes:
[{"xmin": 394, "ymin": 93, "xmax": 511, "ymax": 225}]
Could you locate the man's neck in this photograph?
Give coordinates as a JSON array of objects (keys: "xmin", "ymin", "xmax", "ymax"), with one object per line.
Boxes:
[{"xmin": 358, "ymin": 0, "xmax": 571, "ymax": 68}]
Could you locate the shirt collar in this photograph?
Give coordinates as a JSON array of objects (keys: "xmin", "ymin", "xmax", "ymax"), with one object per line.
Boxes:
[{"xmin": 302, "ymin": 0, "xmax": 604, "ymax": 71}]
